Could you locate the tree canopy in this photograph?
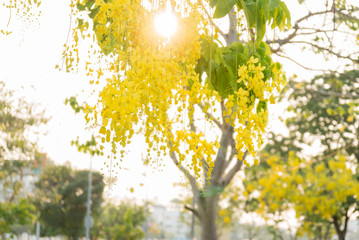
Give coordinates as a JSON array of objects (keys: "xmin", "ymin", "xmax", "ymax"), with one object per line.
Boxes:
[
  {"xmin": 91, "ymin": 201, "xmax": 146, "ymax": 240},
  {"xmin": 64, "ymin": 1, "xmax": 291, "ymax": 239},
  {"xmin": 243, "ymin": 70, "xmax": 359, "ymax": 240},
  {"xmin": 0, "ymin": 82, "xmax": 47, "ymax": 238},
  {"xmin": 3, "ymin": 0, "xmax": 359, "ymax": 239},
  {"xmin": 33, "ymin": 164, "xmax": 105, "ymax": 240}
]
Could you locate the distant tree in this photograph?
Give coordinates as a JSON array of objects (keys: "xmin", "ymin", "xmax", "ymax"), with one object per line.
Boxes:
[
  {"xmin": 33, "ymin": 164, "xmax": 105, "ymax": 240},
  {"xmin": 0, "ymin": 82, "xmax": 47, "ymax": 238},
  {"xmin": 243, "ymin": 70, "xmax": 359, "ymax": 240},
  {"xmin": 0, "ymin": 198, "xmax": 34, "ymax": 238},
  {"xmin": 0, "ymin": 161, "xmax": 35, "ymax": 238},
  {"xmin": 91, "ymin": 201, "xmax": 146, "ymax": 240},
  {"xmin": 267, "ymin": 0, "xmax": 359, "ymax": 71},
  {"xmin": 243, "ymin": 153, "xmax": 359, "ymax": 240},
  {"xmin": 0, "ymin": 82, "xmax": 47, "ymax": 162},
  {"xmin": 268, "ymin": 70, "xmax": 359, "ymax": 161}
]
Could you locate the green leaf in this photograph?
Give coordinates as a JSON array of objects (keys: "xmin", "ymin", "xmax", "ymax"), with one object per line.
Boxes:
[
  {"xmin": 77, "ymin": 19, "xmax": 84, "ymax": 29},
  {"xmin": 213, "ymin": 0, "xmax": 237, "ymax": 19},
  {"xmin": 89, "ymin": 6, "xmax": 100, "ymax": 19},
  {"xmin": 257, "ymin": 100, "xmax": 267, "ymax": 113},
  {"xmin": 242, "ymin": 0, "xmax": 257, "ymax": 27},
  {"xmin": 279, "ymin": 2, "xmax": 291, "ymax": 28},
  {"xmin": 77, "ymin": 3, "xmax": 85, "ymax": 11},
  {"xmin": 85, "ymin": 0, "xmax": 95, "ymax": 9},
  {"xmin": 256, "ymin": 10, "xmax": 266, "ymax": 42},
  {"xmin": 268, "ymin": 0, "xmax": 280, "ymax": 11},
  {"xmin": 209, "ymin": 0, "xmax": 219, "ymax": 8},
  {"xmin": 255, "ymin": 0, "xmax": 269, "ymax": 42}
]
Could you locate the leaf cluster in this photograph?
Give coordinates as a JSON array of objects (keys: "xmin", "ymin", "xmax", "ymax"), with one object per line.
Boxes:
[
  {"xmin": 243, "ymin": 70, "xmax": 359, "ymax": 239},
  {"xmin": 33, "ymin": 164, "xmax": 105, "ymax": 239},
  {"xmin": 91, "ymin": 201, "xmax": 146, "ymax": 240},
  {"xmin": 281, "ymin": 70, "xmax": 359, "ymax": 160},
  {"xmin": 0, "ymin": 82, "xmax": 47, "ymax": 162},
  {"xmin": 195, "ymin": 38, "xmax": 282, "ymax": 99},
  {"xmin": 210, "ymin": 0, "xmax": 291, "ymax": 42}
]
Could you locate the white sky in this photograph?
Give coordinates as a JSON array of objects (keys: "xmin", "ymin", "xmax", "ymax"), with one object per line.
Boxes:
[
  {"xmin": 0, "ymin": 0, "xmax": 190, "ymax": 205},
  {"xmin": 0, "ymin": 0, "xmax": 347, "ymax": 205}
]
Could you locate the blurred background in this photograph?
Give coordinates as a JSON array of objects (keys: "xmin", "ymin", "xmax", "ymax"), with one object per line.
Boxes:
[{"xmin": 0, "ymin": 0, "xmax": 358, "ymax": 239}]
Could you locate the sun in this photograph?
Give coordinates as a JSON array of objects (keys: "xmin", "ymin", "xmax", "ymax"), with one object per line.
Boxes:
[{"xmin": 154, "ymin": 1, "xmax": 177, "ymax": 38}]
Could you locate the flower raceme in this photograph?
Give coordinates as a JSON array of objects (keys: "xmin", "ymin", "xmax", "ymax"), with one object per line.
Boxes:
[{"xmin": 67, "ymin": 0, "xmax": 286, "ymax": 180}]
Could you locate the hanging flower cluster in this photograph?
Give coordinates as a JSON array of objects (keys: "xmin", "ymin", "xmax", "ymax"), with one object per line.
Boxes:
[
  {"xmin": 244, "ymin": 153, "xmax": 359, "ymax": 236},
  {"xmin": 232, "ymin": 57, "xmax": 286, "ymax": 165},
  {"xmin": 66, "ymin": 0, "xmax": 287, "ymax": 179},
  {"xmin": 1, "ymin": 0, "xmax": 41, "ymax": 35}
]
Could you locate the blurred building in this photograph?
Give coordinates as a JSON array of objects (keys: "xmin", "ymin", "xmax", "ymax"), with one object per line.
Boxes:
[{"xmin": 149, "ymin": 200, "xmax": 193, "ymax": 240}]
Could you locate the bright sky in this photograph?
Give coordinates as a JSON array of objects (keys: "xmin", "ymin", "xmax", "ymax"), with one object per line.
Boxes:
[
  {"xmin": 0, "ymin": 0, "xmax": 340, "ymax": 205},
  {"xmin": 0, "ymin": 0, "xmax": 190, "ymax": 205}
]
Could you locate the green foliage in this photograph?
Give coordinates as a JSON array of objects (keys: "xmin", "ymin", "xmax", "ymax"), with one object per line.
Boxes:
[
  {"xmin": 0, "ymin": 81, "xmax": 47, "ymax": 161},
  {"xmin": 0, "ymin": 80, "xmax": 47, "ymax": 239},
  {"xmin": 33, "ymin": 164, "xmax": 105, "ymax": 240},
  {"xmin": 71, "ymin": 135, "xmax": 101, "ymax": 156},
  {"xmin": 212, "ymin": 0, "xmax": 236, "ymax": 19},
  {"xmin": 91, "ymin": 201, "xmax": 146, "ymax": 240},
  {"xmin": 0, "ymin": 160, "xmax": 31, "ymax": 201},
  {"xmin": 195, "ymin": 38, "xmax": 284, "ymax": 98},
  {"xmin": 211, "ymin": 0, "xmax": 291, "ymax": 42},
  {"xmin": 243, "ymin": 70, "xmax": 359, "ymax": 239},
  {"xmin": 0, "ymin": 199, "xmax": 35, "ymax": 238},
  {"xmin": 282, "ymin": 70, "xmax": 359, "ymax": 160},
  {"xmin": 65, "ymin": 96, "xmax": 101, "ymax": 156},
  {"xmin": 0, "ymin": 160, "xmax": 36, "ymax": 238},
  {"xmin": 65, "ymin": 96, "xmax": 85, "ymax": 114}
]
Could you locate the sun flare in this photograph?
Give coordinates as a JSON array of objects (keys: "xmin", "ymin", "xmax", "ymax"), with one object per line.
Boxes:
[{"xmin": 154, "ymin": 2, "xmax": 177, "ymax": 38}]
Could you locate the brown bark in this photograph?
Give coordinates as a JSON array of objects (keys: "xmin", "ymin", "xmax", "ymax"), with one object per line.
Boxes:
[
  {"xmin": 172, "ymin": 7, "xmax": 242, "ymax": 240},
  {"xmin": 198, "ymin": 194, "xmax": 220, "ymax": 240},
  {"xmin": 333, "ymin": 213, "xmax": 349, "ymax": 240}
]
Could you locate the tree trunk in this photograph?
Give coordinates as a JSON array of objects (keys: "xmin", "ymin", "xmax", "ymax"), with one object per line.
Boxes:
[
  {"xmin": 338, "ymin": 232, "xmax": 346, "ymax": 240},
  {"xmin": 198, "ymin": 194, "xmax": 220, "ymax": 240},
  {"xmin": 333, "ymin": 215, "xmax": 348, "ymax": 240}
]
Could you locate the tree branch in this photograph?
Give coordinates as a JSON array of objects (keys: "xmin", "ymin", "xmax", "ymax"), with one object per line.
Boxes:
[
  {"xmin": 289, "ymin": 40, "xmax": 359, "ymax": 63},
  {"xmin": 225, "ymin": 147, "xmax": 236, "ymax": 170},
  {"xmin": 267, "ymin": 8, "xmax": 359, "ymax": 64},
  {"xmin": 343, "ymin": 208, "xmax": 350, "ymax": 237},
  {"xmin": 184, "ymin": 205, "xmax": 200, "ymax": 219},
  {"xmin": 266, "ymin": 10, "xmax": 331, "ymax": 49},
  {"xmin": 336, "ymin": 10, "xmax": 359, "ymax": 23},
  {"xmin": 305, "ymin": 88, "xmax": 359, "ymax": 99},
  {"xmin": 332, "ymin": 215, "xmax": 343, "ymax": 238},
  {"xmin": 198, "ymin": 0, "xmax": 226, "ymax": 38},
  {"xmin": 198, "ymin": 103, "xmax": 222, "ymax": 129},
  {"xmin": 167, "ymin": 131, "xmax": 200, "ymax": 199},
  {"xmin": 224, "ymin": 8, "xmax": 238, "ymax": 45},
  {"xmin": 222, "ymin": 150, "xmax": 248, "ymax": 186},
  {"xmin": 275, "ymin": 53, "xmax": 331, "ymax": 72},
  {"xmin": 211, "ymin": 123, "xmax": 234, "ymax": 185}
]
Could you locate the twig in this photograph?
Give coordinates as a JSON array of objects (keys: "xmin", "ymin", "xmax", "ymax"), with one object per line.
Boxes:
[
  {"xmin": 184, "ymin": 205, "xmax": 200, "ymax": 219},
  {"xmin": 198, "ymin": 0, "xmax": 226, "ymax": 38},
  {"xmin": 275, "ymin": 52, "xmax": 332, "ymax": 72},
  {"xmin": 62, "ymin": 6, "xmax": 73, "ymax": 70},
  {"xmin": 167, "ymin": 133, "xmax": 199, "ymax": 198},
  {"xmin": 223, "ymin": 150, "xmax": 248, "ymax": 186},
  {"xmin": 7, "ymin": 3, "xmax": 12, "ymax": 27},
  {"xmin": 198, "ymin": 103, "xmax": 222, "ymax": 129},
  {"xmin": 290, "ymin": 40, "xmax": 359, "ymax": 63}
]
